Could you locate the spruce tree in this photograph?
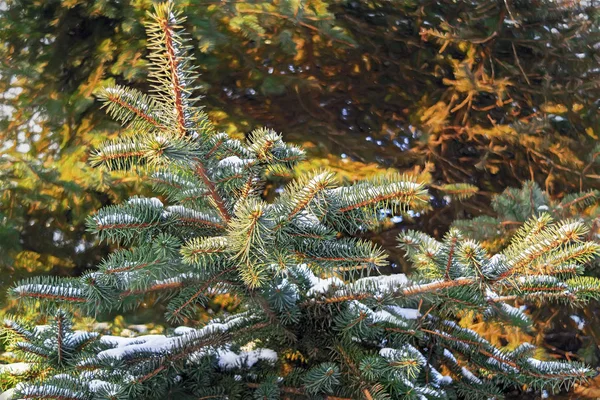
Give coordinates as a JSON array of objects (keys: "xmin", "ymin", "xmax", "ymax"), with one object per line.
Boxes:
[
  {"xmin": 3, "ymin": 3, "xmax": 600, "ymax": 399},
  {"xmin": 2, "ymin": 0, "xmax": 599, "ymax": 307}
]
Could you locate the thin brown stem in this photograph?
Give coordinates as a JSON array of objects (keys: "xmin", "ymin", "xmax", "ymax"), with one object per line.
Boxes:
[
  {"xmin": 161, "ymin": 19, "xmax": 187, "ymax": 133},
  {"xmin": 105, "ymin": 92, "xmax": 166, "ymax": 130},
  {"xmin": 195, "ymin": 161, "xmax": 231, "ymax": 222}
]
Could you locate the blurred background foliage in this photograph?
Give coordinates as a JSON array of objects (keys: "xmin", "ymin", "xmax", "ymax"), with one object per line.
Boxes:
[{"xmin": 0, "ymin": 0, "xmax": 599, "ymax": 396}]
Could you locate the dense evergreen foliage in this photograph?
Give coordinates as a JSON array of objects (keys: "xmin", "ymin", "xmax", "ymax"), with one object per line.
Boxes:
[
  {"xmin": 452, "ymin": 181, "xmax": 599, "ymax": 253},
  {"xmin": 1, "ymin": 0, "xmax": 599, "ymax": 294},
  {"xmin": 450, "ymin": 182, "xmax": 600, "ymax": 367},
  {"xmin": 2, "ymin": 4, "xmax": 600, "ymax": 399}
]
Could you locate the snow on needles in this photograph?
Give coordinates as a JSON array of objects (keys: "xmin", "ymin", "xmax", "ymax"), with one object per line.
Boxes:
[
  {"xmin": 127, "ymin": 197, "xmax": 164, "ymax": 208},
  {"xmin": 216, "ymin": 348, "xmax": 277, "ymax": 369},
  {"xmin": 96, "ymin": 316, "xmax": 248, "ymax": 360},
  {"xmin": 296, "ymin": 264, "xmax": 344, "ymax": 296},
  {"xmin": 297, "ymin": 263, "xmax": 410, "ymax": 298},
  {"xmin": 217, "ymin": 156, "xmax": 252, "ymax": 168}
]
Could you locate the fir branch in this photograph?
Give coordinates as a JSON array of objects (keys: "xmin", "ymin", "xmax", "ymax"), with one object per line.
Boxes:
[
  {"xmin": 98, "ymin": 85, "xmax": 168, "ymax": 131},
  {"xmin": 557, "ymin": 190, "xmax": 598, "ymax": 211},
  {"xmin": 283, "ymin": 170, "xmax": 335, "ymax": 221},
  {"xmin": 89, "ymin": 137, "xmax": 147, "ymax": 170},
  {"xmin": 147, "ymin": 2, "xmax": 189, "ymax": 133},
  {"xmin": 195, "ymin": 161, "xmax": 232, "ymax": 222},
  {"xmin": 169, "ymin": 266, "xmax": 236, "ymax": 322},
  {"xmin": 335, "ymin": 175, "xmax": 428, "ymax": 213},
  {"xmin": 401, "ymin": 278, "xmax": 474, "ymax": 297},
  {"xmin": 180, "ymin": 236, "xmax": 230, "ymax": 265},
  {"xmin": 11, "ymin": 277, "xmax": 88, "ymax": 304}
]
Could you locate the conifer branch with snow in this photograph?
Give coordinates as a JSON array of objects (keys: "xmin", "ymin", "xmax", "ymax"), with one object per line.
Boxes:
[{"xmin": 2, "ymin": 2, "xmax": 600, "ymax": 400}]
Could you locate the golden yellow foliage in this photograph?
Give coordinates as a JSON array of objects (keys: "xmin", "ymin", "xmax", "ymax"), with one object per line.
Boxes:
[{"xmin": 541, "ymin": 103, "xmax": 569, "ymax": 114}]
